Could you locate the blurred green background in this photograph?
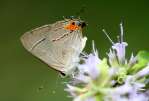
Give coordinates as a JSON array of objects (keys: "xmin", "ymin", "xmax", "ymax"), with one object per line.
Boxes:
[{"xmin": 0, "ymin": 0, "xmax": 149, "ymax": 101}]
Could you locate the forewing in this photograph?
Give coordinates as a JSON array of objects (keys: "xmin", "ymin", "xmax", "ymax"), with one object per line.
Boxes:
[
  {"xmin": 20, "ymin": 24, "xmax": 66, "ymax": 72},
  {"xmin": 21, "ymin": 24, "xmax": 51, "ymax": 51}
]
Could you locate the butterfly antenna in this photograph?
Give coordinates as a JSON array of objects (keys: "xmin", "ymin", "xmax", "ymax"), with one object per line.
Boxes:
[{"xmin": 75, "ymin": 4, "xmax": 87, "ymax": 17}]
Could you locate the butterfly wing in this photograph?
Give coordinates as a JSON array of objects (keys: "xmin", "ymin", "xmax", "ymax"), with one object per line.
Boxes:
[
  {"xmin": 20, "ymin": 20, "xmax": 86, "ymax": 74},
  {"xmin": 20, "ymin": 23, "xmax": 67, "ymax": 72}
]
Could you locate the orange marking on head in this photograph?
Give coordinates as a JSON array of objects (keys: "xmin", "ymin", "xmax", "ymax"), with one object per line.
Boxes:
[{"xmin": 64, "ymin": 22, "xmax": 80, "ymax": 31}]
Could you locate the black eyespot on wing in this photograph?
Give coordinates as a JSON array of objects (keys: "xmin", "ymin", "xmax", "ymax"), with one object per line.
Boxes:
[{"xmin": 71, "ymin": 22, "xmax": 75, "ymax": 25}]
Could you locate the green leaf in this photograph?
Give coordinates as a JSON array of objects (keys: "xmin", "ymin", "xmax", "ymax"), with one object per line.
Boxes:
[
  {"xmin": 137, "ymin": 51, "xmax": 149, "ymax": 62},
  {"xmin": 97, "ymin": 58, "xmax": 110, "ymax": 87},
  {"xmin": 145, "ymin": 76, "xmax": 149, "ymax": 89},
  {"xmin": 129, "ymin": 51, "xmax": 149, "ymax": 73}
]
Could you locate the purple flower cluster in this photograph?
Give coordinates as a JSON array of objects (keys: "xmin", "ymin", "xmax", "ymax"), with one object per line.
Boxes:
[{"xmin": 65, "ymin": 23, "xmax": 149, "ymax": 101}]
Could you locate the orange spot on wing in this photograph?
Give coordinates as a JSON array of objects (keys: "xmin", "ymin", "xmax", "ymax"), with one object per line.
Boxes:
[{"xmin": 64, "ymin": 23, "xmax": 79, "ymax": 31}]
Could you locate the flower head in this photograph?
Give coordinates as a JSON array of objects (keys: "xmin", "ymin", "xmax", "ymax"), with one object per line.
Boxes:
[{"xmin": 65, "ymin": 23, "xmax": 149, "ymax": 101}]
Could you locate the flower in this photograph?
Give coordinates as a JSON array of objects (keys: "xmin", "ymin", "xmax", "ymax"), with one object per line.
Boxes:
[
  {"xmin": 135, "ymin": 63, "xmax": 149, "ymax": 78},
  {"xmin": 65, "ymin": 23, "xmax": 149, "ymax": 101},
  {"xmin": 112, "ymin": 42, "xmax": 128, "ymax": 65},
  {"xmin": 77, "ymin": 52, "xmax": 101, "ymax": 80}
]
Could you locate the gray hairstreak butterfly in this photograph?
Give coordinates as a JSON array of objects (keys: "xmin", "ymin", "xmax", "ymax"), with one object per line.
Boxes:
[{"xmin": 20, "ymin": 18, "xmax": 87, "ymax": 76}]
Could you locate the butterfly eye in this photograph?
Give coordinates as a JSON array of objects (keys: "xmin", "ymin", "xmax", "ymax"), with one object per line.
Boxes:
[{"xmin": 81, "ymin": 22, "xmax": 86, "ymax": 28}]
